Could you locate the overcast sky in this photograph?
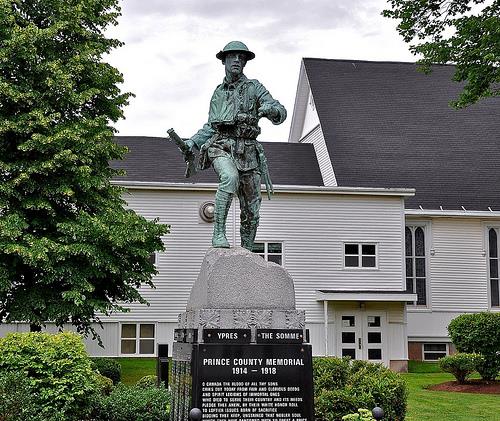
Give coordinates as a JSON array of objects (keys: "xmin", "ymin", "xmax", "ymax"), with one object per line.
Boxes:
[{"xmin": 106, "ymin": 0, "xmax": 416, "ymax": 142}]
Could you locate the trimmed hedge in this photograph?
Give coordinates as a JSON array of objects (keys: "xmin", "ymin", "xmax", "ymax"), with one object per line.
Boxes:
[
  {"xmin": 448, "ymin": 312, "xmax": 500, "ymax": 380},
  {"xmin": 314, "ymin": 358, "xmax": 407, "ymax": 421},
  {"xmin": 0, "ymin": 332, "xmax": 99, "ymax": 420},
  {"xmin": 92, "ymin": 358, "xmax": 122, "ymax": 385}
]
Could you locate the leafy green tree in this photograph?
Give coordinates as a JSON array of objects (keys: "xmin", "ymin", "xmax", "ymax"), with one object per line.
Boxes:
[
  {"xmin": 383, "ymin": 0, "xmax": 500, "ymax": 108},
  {"xmin": 0, "ymin": 0, "xmax": 168, "ymax": 337}
]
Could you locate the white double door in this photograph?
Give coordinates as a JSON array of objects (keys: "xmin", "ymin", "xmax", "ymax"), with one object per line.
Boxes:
[{"xmin": 335, "ymin": 311, "xmax": 387, "ymax": 364}]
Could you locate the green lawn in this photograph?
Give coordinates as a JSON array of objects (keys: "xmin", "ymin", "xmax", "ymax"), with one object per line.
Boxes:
[
  {"xmin": 403, "ymin": 372, "xmax": 500, "ymax": 421},
  {"xmin": 404, "ymin": 361, "xmax": 500, "ymax": 421},
  {"xmin": 118, "ymin": 359, "xmax": 500, "ymax": 420},
  {"xmin": 119, "ymin": 357, "xmax": 156, "ymax": 385}
]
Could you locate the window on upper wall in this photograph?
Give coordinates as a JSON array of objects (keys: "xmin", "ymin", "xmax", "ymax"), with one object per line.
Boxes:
[
  {"xmin": 343, "ymin": 243, "xmax": 377, "ymax": 268},
  {"xmin": 405, "ymin": 226, "xmax": 427, "ymax": 306},
  {"xmin": 423, "ymin": 343, "xmax": 448, "ymax": 361},
  {"xmin": 252, "ymin": 242, "xmax": 283, "ymax": 266},
  {"xmin": 488, "ymin": 228, "xmax": 500, "ymax": 307},
  {"xmin": 120, "ymin": 323, "xmax": 155, "ymax": 355}
]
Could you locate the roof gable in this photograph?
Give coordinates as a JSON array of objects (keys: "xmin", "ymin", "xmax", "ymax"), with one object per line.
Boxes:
[{"xmin": 303, "ymin": 58, "xmax": 500, "ymax": 211}]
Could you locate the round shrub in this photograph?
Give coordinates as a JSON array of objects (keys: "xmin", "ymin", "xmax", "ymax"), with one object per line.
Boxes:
[
  {"xmin": 439, "ymin": 353, "xmax": 479, "ymax": 383},
  {"xmin": 448, "ymin": 312, "xmax": 500, "ymax": 380},
  {"xmin": 96, "ymin": 383, "xmax": 170, "ymax": 421},
  {"xmin": 349, "ymin": 362, "xmax": 407, "ymax": 421},
  {"xmin": 91, "ymin": 358, "xmax": 122, "ymax": 385},
  {"xmin": 313, "ymin": 357, "xmax": 407, "ymax": 421},
  {"xmin": 0, "ymin": 332, "xmax": 99, "ymax": 420},
  {"xmin": 96, "ymin": 374, "xmax": 114, "ymax": 396}
]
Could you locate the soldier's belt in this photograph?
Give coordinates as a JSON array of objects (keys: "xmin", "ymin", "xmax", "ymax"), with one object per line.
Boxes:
[{"xmin": 215, "ymin": 124, "xmax": 260, "ymax": 140}]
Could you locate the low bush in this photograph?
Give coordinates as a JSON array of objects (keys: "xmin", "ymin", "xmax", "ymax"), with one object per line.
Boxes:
[
  {"xmin": 92, "ymin": 358, "xmax": 122, "ymax": 385},
  {"xmin": 313, "ymin": 356, "xmax": 351, "ymax": 394},
  {"xmin": 0, "ymin": 332, "xmax": 99, "ymax": 420},
  {"xmin": 313, "ymin": 357, "xmax": 407, "ymax": 421},
  {"xmin": 136, "ymin": 375, "xmax": 159, "ymax": 388},
  {"xmin": 95, "ymin": 383, "xmax": 170, "ymax": 421},
  {"xmin": 475, "ymin": 354, "xmax": 500, "ymax": 382},
  {"xmin": 439, "ymin": 353, "xmax": 479, "ymax": 383},
  {"xmin": 95, "ymin": 373, "xmax": 114, "ymax": 396},
  {"xmin": 448, "ymin": 312, "xmax": 500, "ymax": 380}
]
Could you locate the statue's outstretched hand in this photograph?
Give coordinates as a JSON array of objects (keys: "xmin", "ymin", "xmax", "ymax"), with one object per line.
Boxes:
[
  {"xmin": 258, "ymin": 104, "xmax": 278, "ymax": 120},
  {"xmin": 185, "ymin": 138, "xmax": 195, "ymax": 152}
]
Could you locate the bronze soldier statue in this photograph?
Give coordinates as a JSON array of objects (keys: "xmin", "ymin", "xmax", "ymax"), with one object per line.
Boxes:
[{"xmin": 178, "ymin": 41, "xmax": 287, "ymax": 250}]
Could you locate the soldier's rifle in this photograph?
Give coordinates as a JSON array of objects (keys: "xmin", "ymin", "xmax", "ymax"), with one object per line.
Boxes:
[
  {"xmin": 167, "ymin": 128, "xmax": 197, "ymax": 178},
  {"xmin": 255, "ymin": 141, "xmax": 273, "ymax": 201}
]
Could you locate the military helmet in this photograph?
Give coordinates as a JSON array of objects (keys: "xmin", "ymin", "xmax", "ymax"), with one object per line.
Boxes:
[{"xmin": 216, "ymin": 41, "xmax": 255, "ymax": 61}]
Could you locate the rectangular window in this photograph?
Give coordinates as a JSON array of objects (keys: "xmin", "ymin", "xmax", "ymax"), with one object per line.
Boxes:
[
  {"xmin": 344, "ymin": 243, "xmax": 377, "ymax": 268},
  {"xmin": 405, "ymin": 225, "xmax": 428, "ymax": 306},
  {"xmin": 488, "ymin": 228, "xmax": 500, "ymax": 307},
  {"xmin": 252, "ymin": 242, "xmax": 283, "ymax": 266},
  {"xmin": 423, "ymin": 343, "xmax": 448, "ymax": 361},
  {"xmin": 120, "ymin": 323, "xmax": 156, "ymax": 355}
]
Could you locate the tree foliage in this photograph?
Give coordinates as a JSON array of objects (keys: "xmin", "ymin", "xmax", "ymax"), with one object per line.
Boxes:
[
  {"xmin": 383, "ymin": 0, "xmax": 500, "ymax": 108},
  {"xmin": 0, "ymin": 0, "xmax": 168, "ymax": 337}
]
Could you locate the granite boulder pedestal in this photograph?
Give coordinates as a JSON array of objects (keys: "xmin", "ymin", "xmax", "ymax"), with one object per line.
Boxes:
[{"xmin": 170, "ymin": 247, "xmax": 314, "ymax": 421}]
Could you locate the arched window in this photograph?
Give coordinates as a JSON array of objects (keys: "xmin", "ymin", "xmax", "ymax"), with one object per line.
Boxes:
[{"xmin": 405, "ymin": 225, "xmax": 427, "ymax": 306}]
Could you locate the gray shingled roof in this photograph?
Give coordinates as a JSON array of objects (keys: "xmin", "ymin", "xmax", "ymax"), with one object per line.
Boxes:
[
  {"xmin": 112, "ymin": 136, "xmax": 324, "ymax": 187},
  {"xmin": 304, "ymin": 58, "xmax": 500, "ymax": 211}
]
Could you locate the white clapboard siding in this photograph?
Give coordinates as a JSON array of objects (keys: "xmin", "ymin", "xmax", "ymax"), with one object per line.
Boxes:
[
  {"xmin": 428, "ymin": 218, "xmax": 489, "ymax": 311},
  {"xmin": 109, "ymin": 189, "xmax": 406, "ymax": 325},
  {"xmin": 301, "ymin": 90, "xmax": 320, "ymax": 138},
  {"xmin": 106, "ymin": 189, "xmax": 222, "ymax": 322},
  {"xmin": 300, "ymin": 125, "xmax": 337, "ymax": 187}
]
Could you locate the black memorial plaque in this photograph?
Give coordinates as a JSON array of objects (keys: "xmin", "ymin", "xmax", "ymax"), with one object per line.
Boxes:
[
  {"xmin": 192, "ymin": 343, "xmax": 313, "ymax": 421},
  {"xmin": 203, "ymin": 329, "xmax": 251, "ymax": 343},
  {"xmin": 256, "ymin": 329, "xmax": 308, "ymax": 344}
]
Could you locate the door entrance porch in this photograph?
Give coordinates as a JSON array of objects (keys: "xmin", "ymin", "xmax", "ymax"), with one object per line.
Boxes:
[
  {"xmin": 336, "ymin": 311, "xmax": 387, "ymax": 365},
  {"xmin": 315, "ymin": 290, "xmax": 417, "ymax": 372}
]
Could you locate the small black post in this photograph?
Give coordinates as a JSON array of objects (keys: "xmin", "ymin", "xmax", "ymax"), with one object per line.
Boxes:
[
  {"xmin": 156, "ymin": 344, "xmax": 169, "ymax": 388},
  {"xmin": 189, "ymin": 408, "xmax": 202, "ymax": 420},
  {"xmin": 372, "ymin": 406, "xmax": 384, "ymax": 421}
]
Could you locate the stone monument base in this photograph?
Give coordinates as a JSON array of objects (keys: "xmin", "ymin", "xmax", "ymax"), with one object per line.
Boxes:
[{"xmin": 170, "ymin": 248, "xmax": 314, "ymax": 421}]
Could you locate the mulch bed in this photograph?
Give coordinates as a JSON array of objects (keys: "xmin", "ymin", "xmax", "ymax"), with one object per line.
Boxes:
[{"xmin": 427, "ymin": 379, "xmax": 500, "ymax": 394}]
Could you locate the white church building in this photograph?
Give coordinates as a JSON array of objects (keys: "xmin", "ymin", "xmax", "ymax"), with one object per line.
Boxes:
[{"xmin": 2, "ymin": 59, "xmax": 499, "ymax": 372}]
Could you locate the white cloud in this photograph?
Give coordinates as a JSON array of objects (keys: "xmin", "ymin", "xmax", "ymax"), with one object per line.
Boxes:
[{"xmin": 106, "ymin": 0, "xmax": 415, "ymax": 141}]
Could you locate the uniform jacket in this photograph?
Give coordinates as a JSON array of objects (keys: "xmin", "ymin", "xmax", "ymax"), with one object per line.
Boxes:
[{"xmin": 190, "ymin": 74, "xmax": 287, "ymax": 171}]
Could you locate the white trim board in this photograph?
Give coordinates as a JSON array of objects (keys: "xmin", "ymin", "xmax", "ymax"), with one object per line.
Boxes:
[{"xmin": 316, "ymin": 291, "xmax": 417, "ymax": 302}]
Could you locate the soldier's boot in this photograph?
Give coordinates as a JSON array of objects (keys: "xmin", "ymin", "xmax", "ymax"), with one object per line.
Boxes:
[
  {"xmin": 240, "ymin": 222, "xmax": 258, "ymax": 251},
  {"xmin": 212, "ymin": 190, "xmax": 233, "ymax": 248}
]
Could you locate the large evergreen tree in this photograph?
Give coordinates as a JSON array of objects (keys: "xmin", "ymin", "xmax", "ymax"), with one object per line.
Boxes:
[
  {"xmin": 384, "ymin": 0, "xmax": 499, "ymax": 108},
  {"xmin": 0, "ymin": 0, "xmax": 168, "ymax": 337}
]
